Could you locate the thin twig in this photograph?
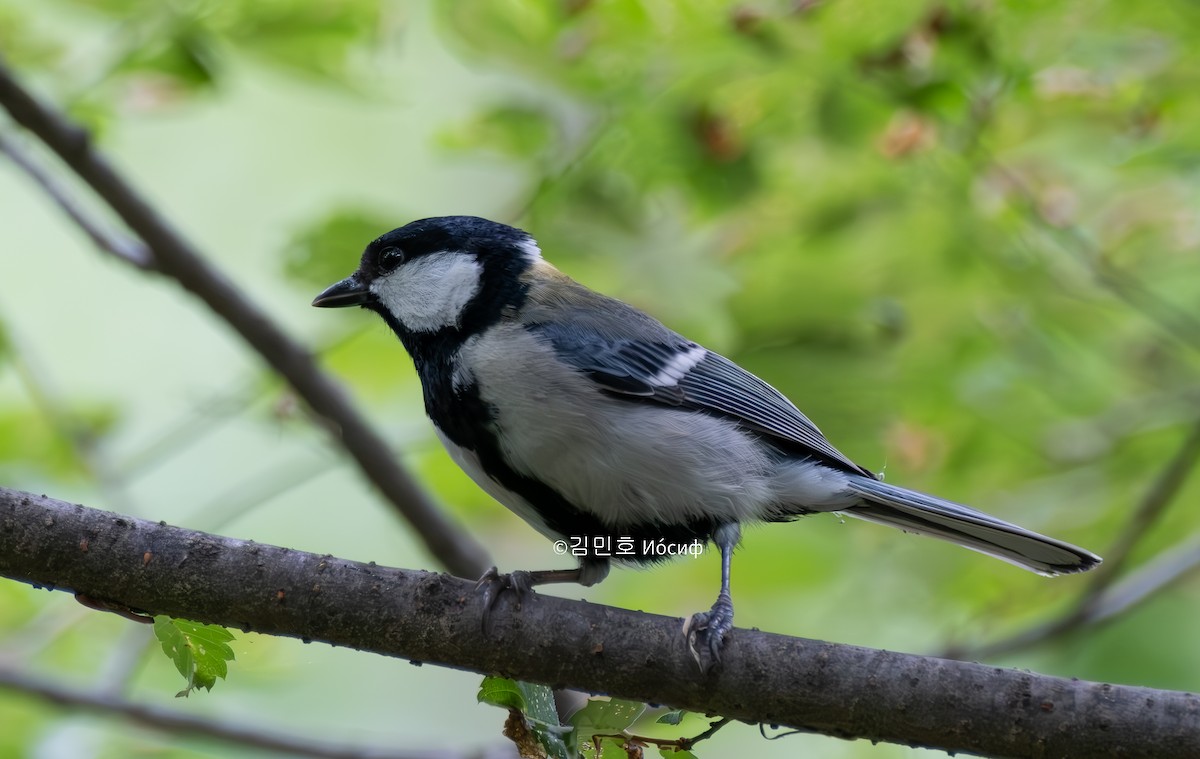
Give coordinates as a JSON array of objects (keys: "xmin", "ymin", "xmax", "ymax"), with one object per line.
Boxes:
[
  {"xmin": 942, "ymin": 418, "xmax": 1200, "ymax": 660},
  {"xmin": 945, "ymin": 537, "xmax": 1200, "ymax": 661},
  {"xmin": 117, "ymin": 325, "xmax": 371, "ymax": 480},
  {"xmin": 0, "ymin": 58, "xmax": 489, "ymax": 579},
  {"xmin": 1079, "ymin": 416, "xmax": 1200, "ymax": 599},
  {"xmin": 589, "ymin": 715, "xmax": 730, "ymax": 754},
  {"xmin": 0, "ymin": 130, "xmax": 151, "ymax": 267},
  {"xmin": 684, "ymin": 716, "xmax": 731, "ymax": 747},
  {"xmin": 0, "ymin": 666, "xmax": 478, "ymax": 759},
  {"xmin": 1084, "ymin": 537, "xmax": 1200, "ymax": 622}
]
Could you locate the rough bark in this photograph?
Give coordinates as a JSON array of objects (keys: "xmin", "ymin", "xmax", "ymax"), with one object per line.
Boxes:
[{"xmin": 1, "ymin": 486, "xmax": 1196, "ymax": 759}]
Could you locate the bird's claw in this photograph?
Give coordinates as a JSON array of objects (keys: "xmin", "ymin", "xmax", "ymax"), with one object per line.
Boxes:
[
  {"xmin": 684, "ymin": 591, "xmax": 734, "ymax": 672},
  {"xmin": 475, "ymin": 566, "xmax": 533, "ymax": 634}
]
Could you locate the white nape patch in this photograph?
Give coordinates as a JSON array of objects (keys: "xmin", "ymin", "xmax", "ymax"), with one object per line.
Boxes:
[
  {"xmin": 515, "ymin": 237, "xmax": 543, "ymax": 263},
  {"xmin": 370, "ymin": 251, "xmax": 482, "ymax": 333},
  {"xmin": 648, "ymin": 344, "xmax": 707, "ymax": 387}
]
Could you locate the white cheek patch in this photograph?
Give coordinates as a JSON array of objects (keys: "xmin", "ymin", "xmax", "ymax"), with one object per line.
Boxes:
[
  {"xmin": 371, "ymin": 252, "xmax": 482, "ymax": 333},
  {"xmin": 648, "ymin": 345, "xmax": 707, "ymax": 387}
]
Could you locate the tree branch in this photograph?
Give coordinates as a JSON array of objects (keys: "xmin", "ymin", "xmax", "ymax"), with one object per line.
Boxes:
[
  {"xmin": 0, "ymin": 665, "xmax": 475, "ymax": 759},
  {"xmin": 2, "ymin": 486, "xmax": 1197, "ymax": 759},
  {"xmin": 0, "ymin": 58, "xmax": 488, "ymax": 579}
]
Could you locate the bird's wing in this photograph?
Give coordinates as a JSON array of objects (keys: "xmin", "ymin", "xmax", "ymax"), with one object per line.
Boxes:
[{"xmin": 529, "ymin": 319, "xmax": 870, "ymax": 476}]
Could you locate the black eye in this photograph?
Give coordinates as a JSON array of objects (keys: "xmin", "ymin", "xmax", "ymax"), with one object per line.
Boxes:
[{"xmin": 378, "ymin": 246, "xmax": 406, "ymax": 272}]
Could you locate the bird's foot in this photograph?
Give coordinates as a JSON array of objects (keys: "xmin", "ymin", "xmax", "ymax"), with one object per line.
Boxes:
[
  {"xmin": 475, "ymin": 566, "xmax": 534, "ymax": 634},
  {"xmin": 684, "ymin": 590, "xmax": 734, "ymax": 672}
]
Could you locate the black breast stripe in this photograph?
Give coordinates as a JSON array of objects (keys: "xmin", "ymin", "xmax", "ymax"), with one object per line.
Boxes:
[{"xmin": 398, "ymin": 325, "xmax": 718, "ymax": 563}]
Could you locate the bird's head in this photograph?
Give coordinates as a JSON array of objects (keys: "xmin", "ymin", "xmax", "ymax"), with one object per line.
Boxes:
[{"xmin": 312, "ymin": 216, "xmax": 541, "ymax": 336}]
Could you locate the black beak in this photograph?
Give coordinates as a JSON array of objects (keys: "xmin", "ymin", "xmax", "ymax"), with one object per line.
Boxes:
[{"xmin": 312, "ymin": 276, "xmax": 371, "ymax": 308}]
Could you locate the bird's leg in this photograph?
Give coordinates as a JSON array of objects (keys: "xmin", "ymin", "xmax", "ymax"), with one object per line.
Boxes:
[
  {"xmin": 477, "ymin": 558, "xmax": 610, "ymax": 633},
  {"xmin": 686, "ymin": 522, "xmax": 739, "ymax": 670}
]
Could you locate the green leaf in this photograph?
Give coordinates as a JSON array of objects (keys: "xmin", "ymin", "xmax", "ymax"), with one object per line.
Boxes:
[
  {"xmin": 477, "ymin": 675, "xmax": 528, "ymax": 711},
  {"xmin": 570, "ymin": 697, "xmax": 647, "ymax": 758},
  {"xmin": 478, "ymin": 677, "xmax": 572, "ymax": 759},
  {"xmin": 569, "ymin": 696, "xmax": 646, "ymax": 734},
  {"xmin": 655, "ymin": 709, "xmax": 686, "ymax": 726},
  {"xmin": 153, "ymin": 616, "xmax": 236, "ymax": 697}
]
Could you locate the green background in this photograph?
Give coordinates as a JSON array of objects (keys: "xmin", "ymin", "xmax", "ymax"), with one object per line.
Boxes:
[{"xmin": 1, "ymin": 0, "xmax": 1198, "ymax": 756}]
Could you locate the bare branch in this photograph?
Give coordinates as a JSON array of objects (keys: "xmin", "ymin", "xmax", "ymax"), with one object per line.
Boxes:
[
  {"xmin": 2, "ymin": 486, "xmax": 1198, "ymax": 759},
  {"xmin": 0, "ymin": 59, "xmax": 488, "ymax": 579},
  {"xmin": 0, "ymin": 665, "xmax": 481, "ymax": 759},
  {"xmin": 1055, "ymin": 414, "xmax": 1200, "ymax": 619},
  {"xmin": 1087, "ymin": 537, "xmax": 1200, "ymax": 623},
  {"xmin": 954, "ymin": 537, "xmax": 1200, "ymax": 661},
  {"xmin": 942, "ymin": 417, "xmax": 1200, "ymax": 660},
  {"xmin": 0, "ymin": 130, "xmax": 152, "ymax": 267},
  {"xmin": 1082, "ymin": 416, "xmax": 1200, "ymax": 591}
]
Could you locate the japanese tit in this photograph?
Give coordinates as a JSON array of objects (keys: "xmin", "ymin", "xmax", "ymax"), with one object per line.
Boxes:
[{"xmin": 313, "ymin": 215, "xmax": 1101, "ymax": 662}]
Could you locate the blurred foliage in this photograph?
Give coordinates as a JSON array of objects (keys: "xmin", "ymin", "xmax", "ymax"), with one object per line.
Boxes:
[
  {"xmin": 0, "ymin": 406, "xmax": 117, "ymax": 481},
  {"xmin": 63, "ymin": 0, "xmax": 383, "ymax": 85},
  {"xmin": 0, "ymin": 6, "xmax": 62, "ymax": 69},
  {"xmin": 439, "ymin": 103, "xmax": 562, "ymax": 160},
  {"xmin": 282, "ymin": 208, "xmax": 399, "ymax": 289},
  {"xmin": 2, "ymin": 0, "xmax": 1200, "ymax": 757}
]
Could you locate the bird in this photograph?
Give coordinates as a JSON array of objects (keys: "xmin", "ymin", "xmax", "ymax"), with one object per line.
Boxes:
[{"xmin": 312, "ymin": 215, "xmax": 1102, "ymax": 664}]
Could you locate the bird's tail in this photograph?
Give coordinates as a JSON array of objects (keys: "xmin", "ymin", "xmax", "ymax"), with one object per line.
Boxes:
[{"xmin": 844, "ymin": 475, "xmax": 1101, "ymax": 576}]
